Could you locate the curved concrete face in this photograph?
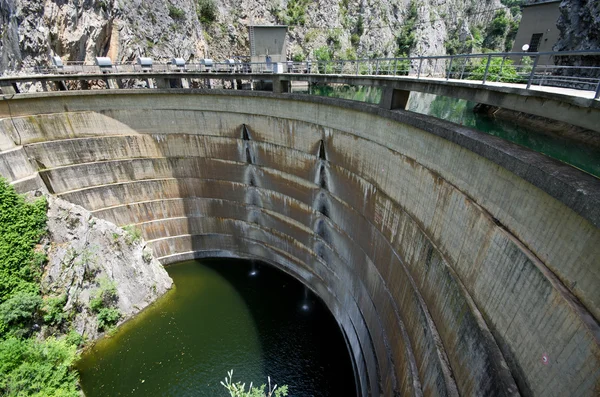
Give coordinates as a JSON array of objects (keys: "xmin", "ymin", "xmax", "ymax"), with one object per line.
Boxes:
[{"xmin": 0, "ymin": 90, "xmax": 599, "ymax": 396}]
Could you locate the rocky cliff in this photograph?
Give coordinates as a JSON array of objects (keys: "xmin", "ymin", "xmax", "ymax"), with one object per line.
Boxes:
[
  {"xmin": 554, "ymin": 0, "xmax": 600, "ymax": 77},
  {"xmin": 0, "ymin": 0, "xmax": 515, "ymax": 72},
  {"xmin": 555, "ymin": 0, "xmax": 600, "ymax": 52},
  {"xmin": 41, "ymin": 195, "xmax": 172, "ymax": 341}
]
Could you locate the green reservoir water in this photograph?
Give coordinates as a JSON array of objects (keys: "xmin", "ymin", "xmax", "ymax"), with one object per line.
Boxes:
[
  {"xmin": 300, "ymin": 84, "xmax": 600, "ymax": 177},
  {"xmin": 77, "ymin": 259, "xmax": 356, "ymax": 396}
]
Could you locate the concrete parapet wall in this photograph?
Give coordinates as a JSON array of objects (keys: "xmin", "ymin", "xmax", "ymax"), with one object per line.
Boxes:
[{"xmin": 0, "ymin": 90, "xmax": 598, "ymax": 396}]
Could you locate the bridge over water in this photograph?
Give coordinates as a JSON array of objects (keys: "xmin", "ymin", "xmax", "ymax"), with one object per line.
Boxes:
[{"xmin": 1, "ymin": 60, "xmax": 599, "ymax": 396}]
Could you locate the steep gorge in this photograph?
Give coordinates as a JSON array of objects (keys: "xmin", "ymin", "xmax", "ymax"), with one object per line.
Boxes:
[{"xmin": 1, "ymin": 0, "xmax": 517, "ymax": 72}]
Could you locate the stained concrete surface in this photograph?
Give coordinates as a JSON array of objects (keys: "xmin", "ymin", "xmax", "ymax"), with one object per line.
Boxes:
[{"xmin": 0, "ymin": 90, "xmax": 598, "ymax": 396}]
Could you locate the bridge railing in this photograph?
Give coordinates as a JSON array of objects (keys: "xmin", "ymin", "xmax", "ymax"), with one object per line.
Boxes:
[
  {"xmin": 2, "ymin": 51, "xmax": 600, "ymax": 99},
  {"xmin": 303, "ymin": 51, "xmax": 600, "ymax": 96}
]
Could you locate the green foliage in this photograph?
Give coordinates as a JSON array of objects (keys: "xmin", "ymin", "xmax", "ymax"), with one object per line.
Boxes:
[
  {"xmin": 98, "ymin": 0, "xmax": 109, "ymax": 13},
  {"xmin": 221, "ymin": 370, "xmax": 288, "ymax": 397},
  {"xmin": 0, "ymin": 179, "xmax": 47, "ymax": 303},
  {"xmin": 356, "ymin": 15, "xmax": 364, "ymax": 36},
  {"xmin": 483, "ymin": 10, "xmax": 510, "ymax": 51},
  {"xmin": 0, "ymin": 291, "xmax": 42, "ymax": 338},
  {"xmin": 0, "ymin": 336, "xmax": 80, "ymax": 396},
  {"xmin": 197, "ymin": 0, "xmax": 218, "ymax": 24},
  {"xmin": 96, "ymin": 308, "xmax": 120, "ymax": 331},
  {"xmin": 504, "ymin": 19, "xmax": 520, "ymax": 52},
  {"xmin": 327, "ymin": 28, "xmax": 343, "ymax": 52},
  {"xmin": 89, "ymin": 278, "xmax": 118, "ymax": 313},
  {"xmin": 501, "ymin": 0, "xmax": 523, "ymax": 17},
  {"xmin": 395, "ymin": 1, "xmax": 418, "ymax": 57},
  {"xmin": 343, "ymin": 47, "xmax": 358, "ymax": 61},
  {"xmin": 64, "ymin": 330, "xmax": 85, "ymax": 348},
  {"xmin": 314, "ymin": 46, "xmax": 334, "ymax": 73},
  {"xmin": 122, "ymin": 225, "xmax": 142, "ymax": 245},
  {"xmin": 291, "ymin": 51, "xmax": 305, "ymax": 62},
  {"xmin": 0, "ymin": 180, "xmax": 81, "ymax": 395},
  {"xmin": 314, "ymin": 46, "xmax": 331, "ymax": 61},
  {"xmin": 42, "ymin": 295, "xmax": 67, "ymax": 327},
  {"xmin": 89, "ymin": 278, "xmax": 120, "ymax": 331},
  {"xmin": 468, "ymin": 57, "xmax": 521, "ymax": 83},
  {"xmin": 395, "ymin": 58, "xmax": 411, "ymax": 76},
  {"xmin": 168, "ymin": 5, "xmax": 185, "ymax": 20},
  {"xmin": 278, "ymin": 0, "xmax": 310, "ymax": 26}
]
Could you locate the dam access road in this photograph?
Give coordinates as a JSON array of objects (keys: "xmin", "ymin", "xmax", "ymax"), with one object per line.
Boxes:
[{"xmin": 0, "ymin": 71, "xmax": 599, "ymax": 397}]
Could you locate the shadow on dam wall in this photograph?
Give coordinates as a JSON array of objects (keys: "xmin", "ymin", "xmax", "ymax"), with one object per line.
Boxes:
[{"xmin": 0, "ymin": 89, "xmax": 599, "ymax": 396}]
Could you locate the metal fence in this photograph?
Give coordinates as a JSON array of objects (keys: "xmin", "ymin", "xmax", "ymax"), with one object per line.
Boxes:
[{"xmin": 3, "ymin": 50, "xmax": 600, "ymax": 99}]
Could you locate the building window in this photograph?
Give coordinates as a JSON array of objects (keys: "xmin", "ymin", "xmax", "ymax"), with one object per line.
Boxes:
[{"xmin": 529, "ymin": 33, "xmax": 543, "ymax": 52}]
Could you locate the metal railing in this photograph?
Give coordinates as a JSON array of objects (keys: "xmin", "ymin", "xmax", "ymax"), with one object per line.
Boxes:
[{"xmin": 2, "ymin": 50, "xmax": 600, "ymax": 99}]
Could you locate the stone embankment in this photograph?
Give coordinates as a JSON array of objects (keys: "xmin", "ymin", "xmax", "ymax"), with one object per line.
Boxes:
[{"xmin": 0, "ymin": 90, "xmax": 598, "ymax": 396}]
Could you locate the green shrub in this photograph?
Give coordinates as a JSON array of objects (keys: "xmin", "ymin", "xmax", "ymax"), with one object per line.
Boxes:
[
  {"xmin": 89, "ymin": 278, "xmax": 118, "ymax": 313},
  {"xmin": 42, "ymin": 294, "xmax": 67, "ymax": 327},
  {"xmin": 168, "ymin": 5, "xmax": 185, "ymax": 20},
  {"xmin": 395, "ymin": 0, "xmax": 418, "ymax": 57},
  {"xmin": 356, "ymin": 15, "xmax": 364, "ymax": 36},
  {"xmin": 197, "ymin": 0, "xmax": 217, "ymax": 24},
  {"xmin": 314, "ymin": 46, "xmax": 334, "ymax": 73},
  {"xmin": 279, "ymin": 0, "xmax": 310, "ymax": 26},
  {"xmin": 0, "ymin": 291, "xmax": 42, "ymax": 337},
  {"xmin": 221, "ymin": 370, "xmax": 288, "ymax": 397},
  {"xmin": 122, "ymin": 225, "xmax": 142, "ymax": 245},
  {"xmin": 0, "ymin": 179, "xmax": 47, "ymax": 303},
  {"xmin": 88, "ymin": 278, "xmax": 120, "ymax": 331},
  {"xmin": 96, "ymin": 308, "xmax": 120, "ymax": 331},
  {"xmin": 468, "ymin": 57, "xmax": 520, "ymax": 83},
  {"xmin": 292, "ymin": 51, "xmax": 305, "ymax": 62},
  {"xmin": 0, "ymin": 336, "xmax": 80, "ymax": 396},
  {"xmin": 483, "ymin": 10, "xmax": 510, "ymax": 51},
  {"xmin": 0, "ymin": 180, "xmax": 81, "ymax": 395},
  {"xmin": 327, "ymin": 28, "xmax": 342, "ymax": 51},
  {"xmin": 343, "ymin": 47, "xmax": 358, "ymax": 61}
]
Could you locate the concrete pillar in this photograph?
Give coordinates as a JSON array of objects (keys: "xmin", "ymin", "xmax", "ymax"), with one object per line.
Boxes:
[
  {"xmin": 56, "ymin": 81, "xmax": 68, "ymax": 91},
  {"xmin": 0, "ymin": 82, "xmax": 19, "ymax": 94},
  {"xmin": 155, "ymin": 78, "xmax": 170, "ymax": 89},
  {"xmin": 272, "ymin": 77, "xmax": 290, "ymax": 94},
  {"xmin": 379, "ymin": 87, "xmax": 410, "ymax": 110}
]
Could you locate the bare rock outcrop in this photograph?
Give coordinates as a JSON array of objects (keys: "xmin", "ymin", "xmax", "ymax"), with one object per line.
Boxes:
[
  {"xmin": 553, "ymin": 0, "xmax": 600, "ymax": 79},
  {"xmin": 1, "ymin": 0, "xmax": 513, "ymax": 74},
  {"xmin": 41, "ymin": 195, "xmax": 173, "ymax": 341},
  {"xmin": 555, "ymin": 0, "xmax": 600, "ymax": 52}
]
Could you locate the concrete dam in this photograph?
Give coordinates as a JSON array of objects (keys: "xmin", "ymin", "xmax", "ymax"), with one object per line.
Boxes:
[{"xmin": 0, "ymin": 89, "xmax": 599, "ymax": 396}]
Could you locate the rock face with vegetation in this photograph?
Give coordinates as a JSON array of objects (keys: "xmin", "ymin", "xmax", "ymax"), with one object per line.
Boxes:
[
  {"xmin": 42, "ymin": 195, "xmax": 173, "ymax": 341},
  {"xmin": 1, "ymin": 0, "xmax": 520, "ymax": 73},
  {"xmin": 0, "ymin": 178, "xmax": 172, "ymax": 395}
]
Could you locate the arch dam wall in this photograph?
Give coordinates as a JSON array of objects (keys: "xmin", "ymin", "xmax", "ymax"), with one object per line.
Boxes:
[{"xmin": 0, "ymin": 90, "xmax": 599, "ymax": 397}]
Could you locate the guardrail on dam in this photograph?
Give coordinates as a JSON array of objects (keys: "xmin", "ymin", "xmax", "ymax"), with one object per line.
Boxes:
[{"xmin": 0, "ymin": 89, "xmax": 599, "ymax": 396}]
